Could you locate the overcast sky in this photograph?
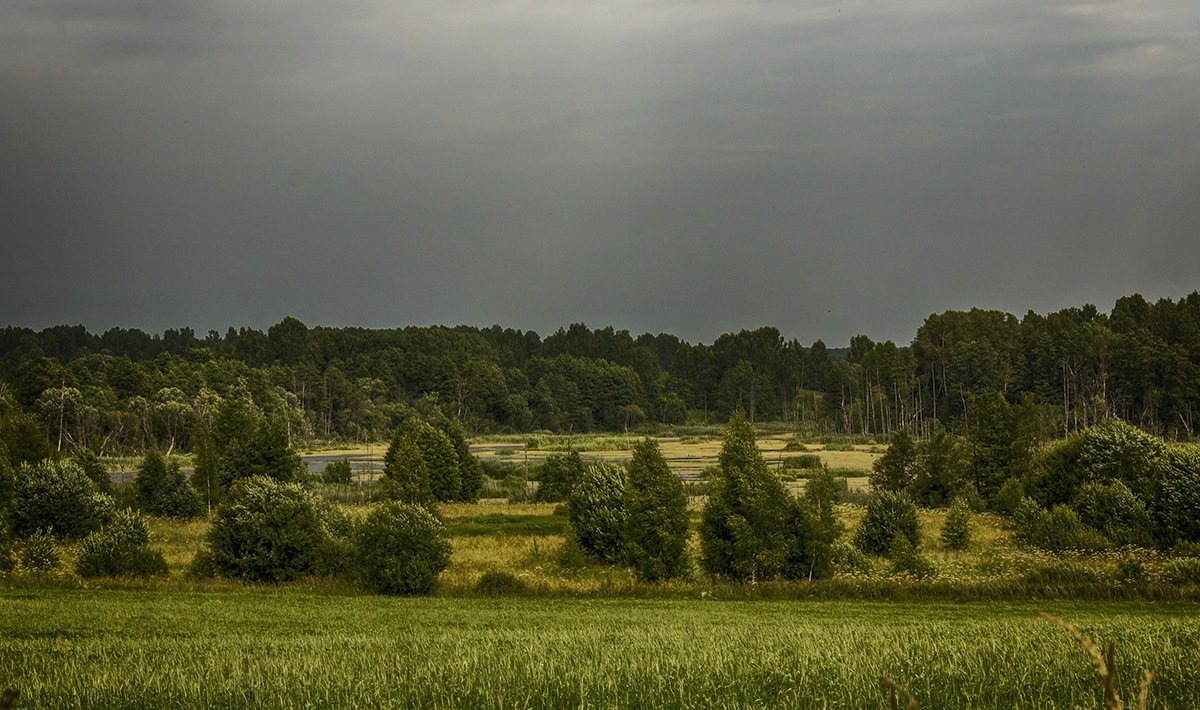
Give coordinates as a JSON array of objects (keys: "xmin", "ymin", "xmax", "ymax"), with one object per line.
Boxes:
[{"xmin": 2, "ymin": 1, "xmax": 1198, "ymax": 345}]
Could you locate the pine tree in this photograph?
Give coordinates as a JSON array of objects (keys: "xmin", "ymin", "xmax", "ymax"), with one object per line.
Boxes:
[
  {"xmin": 623, "ymin": 439, "xmax": 689, "ymax": 581},
  {"xmin": 380, "ymin": 432, "xmax": 433, "ymax": 507},
  {"xmin": 869, "ymin": 430, "xmax": 916, "ymax": 492},
  {"xmin": 939, "ymin": 497, "xmax": 972, "ymax": 551},
  {"xmin": 398, "ymin": 419, "xmax": 460, "ymax": 502}
]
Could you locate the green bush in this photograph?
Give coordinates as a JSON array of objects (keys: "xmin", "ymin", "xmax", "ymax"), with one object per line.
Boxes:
[
  {"xmin": 993, "ymin": 477, "xmax": 1026, "ymax": 516},
  {"xmin": 534, "ymin": 451, "xmax": 585, "ymax": 503},
  {"xmin": 322, "ymin": 459, "xmax": 353, "ymax": 485},
  {"xmin": 475, "ymin": 570, "xmax": 529, "ymax": 595},
  {"xmin": 1012, "ymin": 498, "xmax": 1109, "ymax": 552},
  {"xmin": 75, "ymin": 509, "xmax": 168, "ymax": 578},
  {"xmin": 888, "ymin": 534, "xmax": 936, "ymax": 579},
  {"xmin": 939, "ymin": 497, "xmax": 972, "ymax": 551},
  {"xmin": 136, "ymin": 448, "xmax": 203, "ymax": 519},
  {"xmin": 854, "ymin": 490, "xmax": 920, "ymax": 556},
  {"xmin": 13, "ymin": 460, "xmax": 113, "ymax": 539},
  {"xmin": 19, "ymin": 528, "xmax": 59, "ymax": 572},
  {"xmin": 781, "ymin": 454, "xmax": 822, "ymax": 470},
  {"xmin": 869, "ymin": 431, "xmax": 916, "ymax": 492},
  {"xmin": 206, "ymin": 477, "xmax": 342, "ymax": 582},
  {"xmin": 1152, "ymin": 445, "xmax": 1200, "ymax": 547},
  {"xmin": 353, "ymin": 501, "xmax": 451, "ymax": 594},
  {"xmin": 830, "ymin": 540, "xmax": 872, "ymax": 574},
  {"xmin": 568, "ymin": 463, "xmax": 628, "ymax": 564},
  {"xmin": 73, "ymin": 448, "xmax": 114, "ymax": 495},
  {"xmin": 1072, "ymin": 480, "xmax": 1153, "ymax": 547}
]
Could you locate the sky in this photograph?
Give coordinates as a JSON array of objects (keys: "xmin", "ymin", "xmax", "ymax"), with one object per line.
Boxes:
[{"xmin": 2, "ymin": 1, "xmax": 1198, "ymax": 346}]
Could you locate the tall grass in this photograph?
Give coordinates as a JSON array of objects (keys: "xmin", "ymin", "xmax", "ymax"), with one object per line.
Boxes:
[{"xmin": 1, "ymin": 592, "xmax": 1197, "ymax": 708}]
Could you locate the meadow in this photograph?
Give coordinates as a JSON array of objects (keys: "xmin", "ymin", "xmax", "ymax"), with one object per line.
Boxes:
[{"xmin": 1, "ymin": 591, "xmax": 1197, "ymax": 708}]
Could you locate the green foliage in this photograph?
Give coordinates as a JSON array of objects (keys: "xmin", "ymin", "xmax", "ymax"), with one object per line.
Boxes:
[
  {"xmin": 0, "ymin": 412, "xmax": 53, "ymax": 467},
  {"xmin": 908, "ymin": 426, "xmax": 969, "ymax": 507},
  {"xmin": 1078, "ymin": 418, "xmax": 1165, "ymax": 499},
  {"xmin": 1012, "ymin": 498, "xmax": 1109, "ymax": 552},
  {"xmin": 19, "ymin": 528, "xmax": 59, "ymax": 572},
  {"xmin": 136, "ymin": 448, "xmax": 202, "ymax": 519},
  {"xmin": 206, "ymin": 477, "xmax": 339, "ymax": 582},
  {"xmin": 534, "ymin": 451, "xmax": 585, "ymax": 503},
  {"xmin": 13, "ymin": 459, "xmax": 113, "ymax": 539},
  {"xmin": 888, "ymin": 534, "xmax": 936, "ymax": 579},
  {"xmin": 397, "ymin": 419, "xmax": 461, "ymax": 502},
  {"xmin": 939, "ymin": 497, "xmax": 972, "ymax": 551},
  {"xmin": 854, "ymin": 490, "xmax": 920, "ymax": 556},
  {"xmin": 437, "ymin": 419, "xmax": 482, "ymax": 502},
  {"xmin": 623, "ymin": 439, "xmax": 689, "ymax": 581},
  {"xmin": 474, "ymin": 570, "xmax": 529, "ymax": 595},
  {"xmin": 802, "ymin": 465, "xmax": 845, "ymax": 580},
  {"xmin": 353, "ymin": 501, "xmax": 451, "ymax": 595},
  {"xmin": 700, "ymin": 412, "xmax": 820, "ymax": 582},
  {"xmin": 1150, "ymin": 445, "xmax": 1200, "ymax": 547},
  {"xmin": 869, "ymin": 430, "xmax": 916, "ymax": 492},
  {"xmin": 380, "ymin": 432, "xmax": 434, "ymax": 506},
  {"xmin": 966, "ymin": 392, "xmax": 1041, "ymax": 505},
  {"xmin": 1071, "ymin": 480, "xmax": 1153, "ymax": 547},
  {"xmin": 218, "ymin": 422, "xmax": 303, "ymax": 489},
  {"xmin": 0, "ymin": 442, "xmax": 14, "ymax": 521},
  {"xmin": 567, "ymin": 462, "xmax": 627, "ymax": 564},
  {"xmin": 75, "ymin": 509, "xmax": 168, "ymax": 578},
  {"xmin": 322, "ymin": 459, "xmax": 353, "ymax": 485},
  {"xmin": 781, "ymin": 454, "xmax": 822, "ymax": 470},
  {"xmin": 993, "ymin": 477, "xmax": 1026, "ymax": 516},
  {"xmin": 1027, "ymin": 432, "xmax": 1086, "ymax": 507},
  {"xmin": 73, "ymin": 448, "xmax": 113, "ymax": 495}
]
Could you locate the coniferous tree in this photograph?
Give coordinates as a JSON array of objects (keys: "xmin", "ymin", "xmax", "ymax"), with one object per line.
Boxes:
[
  {"xmin": 380, "ymin": 432, "xmax": 434, "ymax": 507},
  {"xmin": 397, "ymin": 419, "xmax": 460, "ymax": 502},
  {"xmin": 623, "ymin": 439, "xmax": 689, "ymax": 581},
  {"xmin": 534, "ymin": 451, "xmax": 585, "ymax": 503},
  {"xmin": 869, "ymin": 430, "xmax": 916, "ymax": 492}
]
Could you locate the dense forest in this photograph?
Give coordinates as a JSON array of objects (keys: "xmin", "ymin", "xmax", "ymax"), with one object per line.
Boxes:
[{"xmin": 0, "ymin": 291, "xmax": 1198, "ymax": 457}]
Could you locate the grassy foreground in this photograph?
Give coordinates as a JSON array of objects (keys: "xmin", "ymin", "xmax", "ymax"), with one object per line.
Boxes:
[{"xmin": 1, "ymin": 590, "xmax": 1198, "ymax": 708}]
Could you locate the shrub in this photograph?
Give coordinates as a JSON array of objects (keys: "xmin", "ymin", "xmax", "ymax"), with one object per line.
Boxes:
[
  {"xmin": 218, "ymin": 422, "xmax": 305, "ymax": 489},
  {"xmin": 322, "ymin": 459, "xmax": 353, "ymax": 485},
  {"xmin": 889, "ymin": 534, "xmax": 936, "ymax": 579},
  {"xmin": 869, "ymin": 431, "xmax": 916, "ymax": 492},
  {"xmin": 782, "ymin": 454, "xmax": 822, "ymax": 470},
  {"xmin": 568, "ymin": 463, "xmax": 628, "ymax": 564},
  {"xmin": 939, "ymin": 497, "xmax": 972, "ymax": 551},
  {"xmin": 1151, "ymin": 445, "xmax": 1200, "ymax": 547},
  {"xmin": 830, "ymin": 540, "xmax": 872, "ymax": 574},
  {"xmin": 136, "ymin": 449, "xmax": 202, "ymax": 519},
  {"xmin": 1012, "ymin": 498, "xmax": 1109, "ymax": 552},
  {"xmin": 379, "ymin": 432, "xmax": 434, "ymax": 506},
  {"xmin": 12, "ymin": 460, "xmax": 113, "ymax": 539},
  {"xmin": 19, "ymin": 529, "xmax": 59, "ymax": 572},
  {"xmin": 75, "ymin": 509, "xmax": 168, "ymax": 578},
  {"xmin": 1116, "ymin": 557, "xmax": 1147, "ymax": 585},
  {"xmin": 475, "ymin": 570, "xmax": 529, "ymax": 596},
  {"xmin": 73, "ymin": 448, "xmax": 113, "ymax": 495},
  {"xmin": 908, "ymin": 427, "xmax": 969, "ymax": 507},
  {"xmin": 623, "ymin": 439, "xmax": 689, "ymax": 581},
  {"xmin": 1078, "ymin": 418, "xmax": 1166, "ymax": 499},
  {"xmin": 392, "ymin": 419, "xmax": 460, "ymax": 502},
  {"xmin": 1027, "ymin": 432, "xmax": 1087, "ymax": 506},
  {"xmin": 354, "ymin": 501, "xmax": 451, "ymax": 594},
  {"xmin": 534, "ymin": 451, "xmax": 585, "ymax": 503},
  {"xmin": 1072, "ymin": 480, "xmax": 1153, "ymax": 547},
  {"xmin": 854, "ymin": 490, "xmax": 920, "ymax": 556},
  {"xmin": 207, "ymin": 477, "xmax": 337, "ymax": 582},
  {"xmin": 993, "ymin": 477, "xmax": 1026, "ymax": 516}
]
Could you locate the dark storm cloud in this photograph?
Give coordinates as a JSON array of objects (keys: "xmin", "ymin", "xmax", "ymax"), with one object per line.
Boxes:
[{"xmin": 2, "ymin": 1, "xmax": 1198, "ymax": 344}]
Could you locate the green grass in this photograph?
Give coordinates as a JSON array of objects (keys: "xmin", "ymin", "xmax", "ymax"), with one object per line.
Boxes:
[
  {"xmin": 0, "ymin": 590, "xmax": 1196, "ymax": 708},
  {"xmin": 444, "ymin": 512, "xmax": 569, "ymax": 537}
]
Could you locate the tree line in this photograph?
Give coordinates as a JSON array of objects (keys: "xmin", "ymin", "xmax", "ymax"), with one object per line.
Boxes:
[{"xmin": 1, "ymin": 291, "xmax": 1198, "ymax": 458}]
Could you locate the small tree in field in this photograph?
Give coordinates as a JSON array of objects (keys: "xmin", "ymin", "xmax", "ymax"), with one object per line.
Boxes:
[
  {"xmin": 854, "ymin": 490, "xmax": 920, "ymax": 556},
  {"xmin": 870, "ymin": 430, "xmax": 916, "ymax": 493},
  {"xmin": 568, "ymin": 463, "xmax": 628, "ymax": 564},
  {"xmin": 534, "ymin": 451, "xmax": 585, "ymax": 503},
  {"xmin": 623, "ymin": 439, "xmax": 689, "ymax": 581},
  {"xmin": 354, "ymin": 501, "xmax": 451, "ymax": 594},
  {"xmin": 380, "ymin": 433, "xmax": 434, "ymax": 507},
  {"xmin": 939, "ymin": 497, "xmax": 972, "ymax": 551}
]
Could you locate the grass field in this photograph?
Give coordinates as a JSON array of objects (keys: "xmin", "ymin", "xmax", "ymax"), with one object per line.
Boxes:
[{"xmin": 1, "ymin": 591, "xmax": 1195, "ymax": 708}]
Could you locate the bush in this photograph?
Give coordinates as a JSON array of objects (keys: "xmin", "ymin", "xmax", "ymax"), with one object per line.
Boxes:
[
  {"xmin": 322, "ymin": 459, "xmax": 353, "ymax": 485},
  {"xmin": 993, "ymin": 477, "xmax": 1026, "ymax": 516},
  {"xmin": 939, "ymin": 497, "xmax": 972, "ymax": 551},
  {"xmin": 75, "ymin": 509, "xmax": 168, "ymax": 578},
  {"xmin": 1072, "ymin": 480, "xmax": 1153, "ymax": 547},
  {"xmin": 136, "ymin": 448, "xmax": 203, "ymax": 519},
  {"xmin": 206, "ymin": 477, "xmax": 341, "ymax": 582},
  {"xmin": 1152, "ymin": 445, "xmax": 1200, "ymax": 547},
  {"xmin": 781, "ymin": 454, "xmax": 822, "ymax": 470},
  {"xmin": 12, "ymin": 460, "xmax": 113, "ymax": 539},
  {"xmin": 854, "ymin": 490, "xmax": 920, "ymax": 556},
  {"xmin": 623, "ymin": 439, "xmax": 689, "ymax": 581},
  {"xmin": 869, "ymin": 431, "xmax": 916, "ymax": 492},
  {"xmin": 1012, "ymin": 498, "xmax": 1109, "ymax": 552},
  {"xmin": 568, "ymin": 463, "xmax": 628, "ymax": 564},
  {"xmin": 475, "ymin": 570, "xmax": 529, "ymax": 595},
  {"xmin": 354, "ymin": 501, "xmax": 451, "ymax": 594},
  {"xmin": 889, "ymin": 534, "xmax": 936, "ymax": 579},
  {"xmin": 19, "ymin": 529, "xmax": 59, "ymax": 572},
  {"xmin": 534, "ymin": 451, "xmax": 585, "ymax": 503},
  {"xmin": 830, "ymin": 540, "xmax": 872, "ymax": 574},
  {"xmin": 73, "ymin": 448, "xmax": 113, "ymax": 495}
]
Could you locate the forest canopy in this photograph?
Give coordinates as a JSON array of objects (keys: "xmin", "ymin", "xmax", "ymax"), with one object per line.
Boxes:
[{"xmin": 1, "ymin": 291, "xmax": 1198, "ymax": 457}]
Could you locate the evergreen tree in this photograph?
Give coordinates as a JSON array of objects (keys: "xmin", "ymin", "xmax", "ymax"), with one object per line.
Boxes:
[
  {"xmin": 397, "ymin": 419, "xmax": 460, "ymax": 502},
  {"xmin": 73, "ymin": 448, "xmax": 113, "ymax": 496},
  {"xmin": 939, "ymin": 497, "xmax": 972, "ymax": 551},
  {"xmin": 380, "ymin": 432, "xmax": 434, "ymax": 507},
  {"xmin": 623, "ymin": 439, "xmax": 689, "ymax": 581},
  {"xmin": 135, "ymin": 447, "xmax": 169, "ymax": 511},
  {"xmin": 436, "ymin": 419, "xmax": 482, "ymax": 502},
  {"xmin": 700, "ymin": 411, "xmax": 804, "ymax": 582},
  {"xmin": 218, "ymin": 422, "xmax": 303, "ymax": 489},
  {"xmin": 567, "ymin": 462, "xmax": 627, "ymax": 563}
]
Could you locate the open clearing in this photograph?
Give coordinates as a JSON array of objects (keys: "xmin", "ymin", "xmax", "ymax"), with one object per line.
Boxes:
[{"xmin": 1, "ymin": 590, "xmax": 1196, "ymax": 708}]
